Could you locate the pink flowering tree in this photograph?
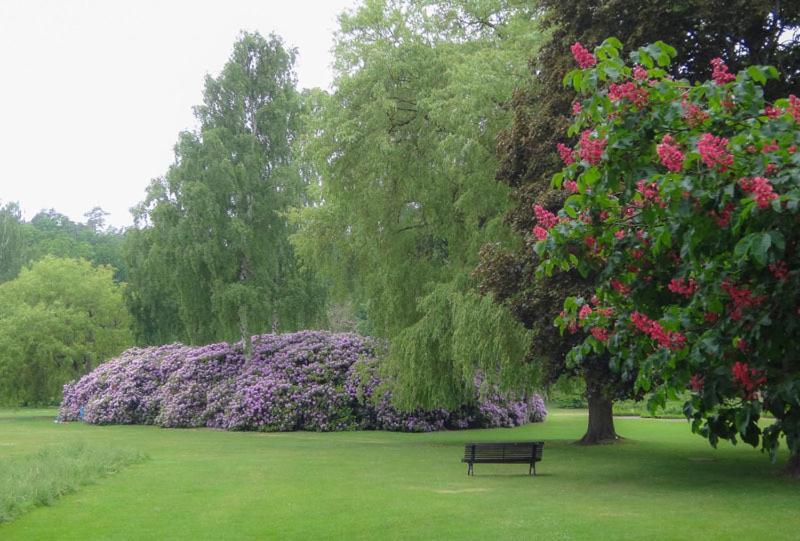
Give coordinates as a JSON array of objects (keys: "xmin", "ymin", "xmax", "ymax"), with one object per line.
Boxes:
[{"xmin": 536, "ymin": 37, "xmax": 800, "ymax": 474}]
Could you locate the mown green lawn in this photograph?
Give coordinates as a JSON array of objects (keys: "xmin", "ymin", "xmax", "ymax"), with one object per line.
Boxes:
[{"xmin": 0, "ymin": 408, "xmax": 797, "ymax": 540}]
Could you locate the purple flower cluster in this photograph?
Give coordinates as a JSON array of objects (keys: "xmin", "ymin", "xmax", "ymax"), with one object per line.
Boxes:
[{"xmin": 59, "ymin": 331, "xmax": 546, "ymax": 432}]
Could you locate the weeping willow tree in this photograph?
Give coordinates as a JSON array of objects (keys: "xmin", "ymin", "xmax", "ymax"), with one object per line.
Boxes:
[
  {"xmin": 292, "ymin": 0, "xmax": 543, "ymax": 405},
  {"xmin": 387, "ymin": 280, "xmax": 537, "ymax": 410},
  {"xmin": 127, "ymin": 32, "xmax": 327, "ymax": 350}
]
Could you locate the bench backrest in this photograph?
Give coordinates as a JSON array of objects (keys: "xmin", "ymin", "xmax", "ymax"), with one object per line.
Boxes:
[{"xmin": 463, "ymin": 441, "xmax": 544, "ymax": 462}]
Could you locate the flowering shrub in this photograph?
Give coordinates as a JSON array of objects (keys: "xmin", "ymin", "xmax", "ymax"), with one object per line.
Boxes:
[
  {"xmin": 59, "ymin": 331, "xmax": 546, "ymax": 432},
  {"xmin": 537, "ymin": 38, "xmax": 800, "ymax": 465}
]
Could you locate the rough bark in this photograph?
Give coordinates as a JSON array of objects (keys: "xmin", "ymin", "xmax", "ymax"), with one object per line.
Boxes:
[
  {"xmin": 578, "ymin": 391, "xmax": 620, "ymax": 444},
  {"xmin": 578, "ymin": 367, "xmax": 622, "ymax": 445}
]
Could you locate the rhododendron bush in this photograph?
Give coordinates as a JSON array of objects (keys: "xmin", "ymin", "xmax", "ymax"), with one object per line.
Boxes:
[
  {"xmin": 536, "ymin": 37, "xmax": 800, "ymax": 469},
  {"xmin": 58, "ymin": 331, "xmax": 546, "ymax": 432}
]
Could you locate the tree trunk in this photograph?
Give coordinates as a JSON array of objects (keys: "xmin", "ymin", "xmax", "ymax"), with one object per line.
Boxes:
[
  {"xmin": 578, "ymin": 366, "xmax": 621, "ymax": 444},
  {"xmin": 786, "ymin": 451, "xmax": 800, "ymax": 478},
  {"xmin": 578, "ymin": 392, "xmax": 620, "ymax": 444}
]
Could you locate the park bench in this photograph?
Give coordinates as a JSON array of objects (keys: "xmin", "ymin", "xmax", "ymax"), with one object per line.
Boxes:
[{"xmin": 462, "ymin": 441, "xmax": 544, "ymax": 476}]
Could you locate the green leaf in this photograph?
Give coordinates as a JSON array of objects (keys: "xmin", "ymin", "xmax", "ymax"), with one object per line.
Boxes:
[
  {"xmin": 768, "ymin": 230, "xmax": 785, "ymax": 252},
  {"xmin": 638, "ymin": 50, "xmax": 654, "ymax": 69},
  {"xmin": 735, "ymin": 408, "xmax": 751, "ymax": 435},
  {"xmin": 582, "ymin": 167, "xmax": 601, "ymax": 186},
  {"xmin": 753, "ymin": 233, "xmax": 772, "ymax": 265},
  {"xmin": 746, "ymin": 66, "xmax": 766, "ymax": 85}
]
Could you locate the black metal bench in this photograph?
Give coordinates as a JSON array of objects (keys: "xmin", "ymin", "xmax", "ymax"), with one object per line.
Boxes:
[{"xmin": 462, "ymin": 441, "xmax": 544, "ymax": 476}]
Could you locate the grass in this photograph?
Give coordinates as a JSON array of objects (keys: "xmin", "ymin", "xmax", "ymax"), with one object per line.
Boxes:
[
  {"xmin": 0, "ymin": 440, "xmax": 145, "ymax": 523},
  {"xmin": 0, "ymin": 408, "xmax": 798, "ymax": 540}
]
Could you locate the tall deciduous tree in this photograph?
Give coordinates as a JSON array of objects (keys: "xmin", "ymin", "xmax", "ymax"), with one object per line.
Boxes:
[
  {"xmin": 479, "ymin": 0, "xmax": 800, "ymax": 443},
  {"xmin": 0, "ymin": 257, "xmax": 132, "ymax": 405},
  {"xmin": 0, "ymin": 202, "xmax": 24, "ymax": 282},
  {"xmin": 292, "ymin": 0, "xmax": 541, "ymax": 407},
  {"xmin": 128, "ymin": 32, "xmax": 326, "ymax": 350}
]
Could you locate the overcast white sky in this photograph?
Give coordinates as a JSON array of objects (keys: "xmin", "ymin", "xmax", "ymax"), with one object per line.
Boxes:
[{"xmin": 0, "ymin": 0, "xmax": 359, "ymax": 228}]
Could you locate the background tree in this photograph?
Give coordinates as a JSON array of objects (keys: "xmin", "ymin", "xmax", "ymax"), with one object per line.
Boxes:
[
  {"xmin": 0, "ymin": 202, "xmax": 24, "ymax": 282},
  {"xmin": 0, "ymin": 206, "xmax": 127, "ymax": 285},
  {"xmin": 0, "ymin": 256, "xmax": 132, "ymax": 405},
  {"xmin": 127, "ymin": 32, "xmax": 326, "ymax": 351},
  {"xmin": 22, "ymin": 209, "xmax": 127, "ymax": 282},
  {"xmin": 479, "ymin": 0, "xmax": 800, "ymax": 443},
  {"xmin": 292, "ymin": 0, "xmax": 541, "ymax": 408}
]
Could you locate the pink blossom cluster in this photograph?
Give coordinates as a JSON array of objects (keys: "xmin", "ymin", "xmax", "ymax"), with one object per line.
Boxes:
[
  {"xmin": 570, "ymin": 42, "xmax": 596, "ymax": 69},
  {"xmin": 532, "ymin": 204, "xmax": 559, "ymax": 240},
  {"xmin": 739, "ymin": 176, "xmax": 777, "ymax": 209},
  {"xmin": 532, "ymin": 226, "xmax": 548, "ymax": 241},
  {"xmin": 590, "ymin": 327, "xmax": 609, "ymax": 342},
  {"xmin": 610, "ymin": 278, "xmax": 630, "ymax": 295},
  {"xmin": 557, "ymin": 143, "xmax": 575, "ymax": 165},
  {"xmin": 632, "ymin": 65, "xmax": 648, "ymax": 81},
  {"xmin": 697, "ymin": 133, "xmax": 734, "ymax": 172},
  {"xmin": 769, "ymin": 260, "xmax": 789, "ymax": 281},
  {"xmin": 656, "ymin": 135, "xmax": 684, "ymax": 172},
  {"xmin": 564, "ymin": 180, "xmax": 578, "ymax": 193},
  {"xmin": 579, "ymin": 130, "xmax": 606, "ymax": 165},
  {"xmin": 709, "ymin": 202, "xmax": 734, "ymax": 227},
  {"xmin": 682, "ymin": 101, "xmax": 709, "ymax": 127},
  {"xmin": 578, "ymin": 303, "xmax": 612, "ymax": 322},
  {"xmin": 731, "ymin": 361, "xmax": 766, "ymax": 400},
  {"xmin": 762, "ymin": 140, "xmax": 779, "ymax": 153},
  {"xmin": 721, "ymin": 280, "xmax": 767, "ymax": 320},
  {"xmin": 710, "ymin": 57, "xmax": 736, "ymax": 85},
  {"xmin": 636, "ymin": 179, "xmax": 662, "ymax": 206},
  {"xmin": 533, "ymin": 204, "xmax": 558, "ymax": 229},
  {"xmin": 572, "ymin": 101, "xmax": 582, "ymax": 114},
  {"xmin": 789, "ymin": 95, "xmax": 800, "ymax": 122},
  {"xmin": 689, "ymin": 374, "xmax": 705, "ymax": 392},
  {"xmin": 630, "ymin": 311, "xmax": 686, "ymax": 350},
  {"xmin": 608, "ymin": 81, "xmax": 648, "ymax": 107},
  {"xmin": 668, "ymin": 278, "xmax": 697, "ymax": 297}
]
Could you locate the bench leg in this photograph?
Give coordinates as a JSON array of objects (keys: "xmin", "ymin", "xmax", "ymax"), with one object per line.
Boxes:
[
  {"xmin": 530, "ymin": 463, "xmax": 536, "ymax": 476},
  {"xmin": 467, "ymin": 462, "xmax": 473, "ymax": 476}
]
